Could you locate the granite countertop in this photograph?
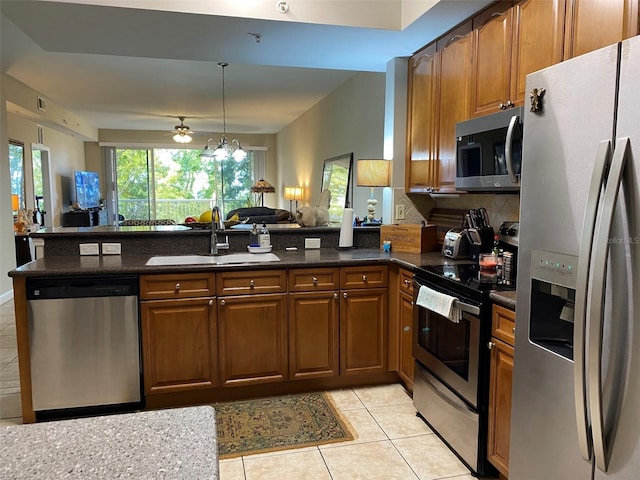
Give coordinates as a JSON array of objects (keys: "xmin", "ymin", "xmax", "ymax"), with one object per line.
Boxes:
[
  {"xmin": 489, "ymin": 290, "xmax": 517, "ymax": 310},
  {"xmin": 8, "ymin": 249, "xmax": 471, "ymax": 277},
  {"xmin": 0, "ymin": 406, "xmax": 218, "ymax": 479}
]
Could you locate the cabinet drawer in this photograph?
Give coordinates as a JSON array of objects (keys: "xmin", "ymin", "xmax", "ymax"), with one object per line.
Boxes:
[
  {"xmin": 399, "ymin": 269, "xmax": 414, "ymax": 297},
  {"xmin": 140, "ymin": 273, "xmax": 215, "ymax": 300},
  {"xmin": 340, "ymin": 265, "xmax": 388, "ymax": 289},
  {"xmin": 288, "ymin": 268, "xmax": 339, "ymax": 292},
  {"xmin": 492, "ymin": 304, "xmax": 516, "ymax": 346},
  {"xmin": 217, "ymin": 270, "xmax": 287, "ymax": 295}
]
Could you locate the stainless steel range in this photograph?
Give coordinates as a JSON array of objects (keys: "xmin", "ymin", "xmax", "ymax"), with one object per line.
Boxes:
[{"xmin": 412, "ymin": 261, "xmax": 515, "ymax": 477}]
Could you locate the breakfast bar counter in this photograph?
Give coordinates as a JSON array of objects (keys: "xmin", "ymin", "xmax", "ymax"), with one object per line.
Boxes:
[{"xmin": 0, "ymin": 406, "xmax": 218, "ymax": 479}]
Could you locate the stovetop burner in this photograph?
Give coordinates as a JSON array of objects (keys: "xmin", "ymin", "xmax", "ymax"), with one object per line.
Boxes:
[{"xmin": 417, "ymin": 263, "xmax": 516, "ymax": 297}]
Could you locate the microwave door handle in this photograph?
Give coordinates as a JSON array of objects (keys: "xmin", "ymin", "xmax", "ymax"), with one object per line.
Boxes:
[
  {"xmin": 574, "ymin": 139, "xmax": 612, "ymax": 463},
  {"xmin": 505, "ymin": 113, "xmax": 520, "ymax": 183},
  {"xmin": 588, "ymin": 137, "xmax": 629, "ymax": 473}
]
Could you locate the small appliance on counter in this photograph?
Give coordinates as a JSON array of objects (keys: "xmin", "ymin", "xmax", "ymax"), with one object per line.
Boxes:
[{"xmin": 441, "ymin": 228, "xmax": 470, "ymax": 259}]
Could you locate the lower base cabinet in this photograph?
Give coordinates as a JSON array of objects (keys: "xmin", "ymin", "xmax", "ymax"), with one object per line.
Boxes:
[
  {"xmin": 288, "ymin": 291, "xmax": 339, "ymax": 380},
  {"xmin": 488, "ymin": 304, "xmax": 516, "ymax": 478},
  {"xmin": 398, "ymin": 291, "xmax": 415, "ymax": 390},
  {"xmin": 141, "ymin": 298, "xmax": 218, "ymax": 394},
  {"xmin": 340, "ymin": 288, "xmax": 388, "ymax": 375},
  {"xmin": 217, "ymin": 293, "xmax": 288, "ymax": 386}
]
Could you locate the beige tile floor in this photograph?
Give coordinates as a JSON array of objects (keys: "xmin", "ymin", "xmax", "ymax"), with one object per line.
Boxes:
[{"xmin": 0, "ymin": 298, "xmax": 481, "ymax": 479}]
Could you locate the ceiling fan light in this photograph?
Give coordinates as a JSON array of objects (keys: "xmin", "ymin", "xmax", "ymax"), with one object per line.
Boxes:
[{"xmin": 173, "ymin": 132, "xmax": 192, "ymax": 143}]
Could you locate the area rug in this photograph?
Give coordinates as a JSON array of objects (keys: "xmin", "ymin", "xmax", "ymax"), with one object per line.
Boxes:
[{"xmin": 213, "ymin": 392, "xmax": 355, "ymax": 459}]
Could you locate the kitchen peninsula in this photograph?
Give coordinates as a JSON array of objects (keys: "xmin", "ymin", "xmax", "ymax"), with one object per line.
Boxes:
[{"xmin": 9, "ymin": 224, "xmax": 464, "ymax": 423}]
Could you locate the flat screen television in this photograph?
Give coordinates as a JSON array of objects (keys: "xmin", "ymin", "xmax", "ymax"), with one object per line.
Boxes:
[{"xmin": 74, "ymin": 171, "xmax": 102, "ymax": 210}]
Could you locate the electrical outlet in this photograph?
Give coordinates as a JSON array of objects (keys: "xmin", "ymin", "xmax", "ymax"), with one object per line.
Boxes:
[
  {"xmin": 102, "ymin": 243, "xmax": 121, "ymax": 255},
  {"xmin": 304, "ymin": 238, "xmax": 321, "ymax": 249},
  {"xmin": 79, "ymin": 243, "xmax": 99, "ymax": 256},
  {"xmin": 395, "ymin": 204, "xmax": 406, "ymax": 220}
]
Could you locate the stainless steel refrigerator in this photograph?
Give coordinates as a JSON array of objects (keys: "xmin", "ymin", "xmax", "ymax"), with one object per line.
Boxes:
[{"xmin": 511, "ymin": 36, "xmax": 640, "ymax": 479}]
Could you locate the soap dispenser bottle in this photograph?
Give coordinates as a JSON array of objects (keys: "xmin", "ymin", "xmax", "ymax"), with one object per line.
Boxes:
[
  {"xmin": 259, "ymin": 222, "xmax": 271, "ymax": 248},
  {"xmin": 249, "ymin": 223, "xmax": 259, "ymax": 247}
]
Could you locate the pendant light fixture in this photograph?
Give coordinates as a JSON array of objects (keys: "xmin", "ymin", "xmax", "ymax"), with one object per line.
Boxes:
[{"xmin": 200, "ymin": 62, "xmax": 247, "ymax": 161}]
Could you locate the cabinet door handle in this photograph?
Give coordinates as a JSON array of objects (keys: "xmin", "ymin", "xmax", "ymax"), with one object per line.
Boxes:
[
  {"xmin": 403, "ymin": 326, "xmax": 411, "ymax": 332},
  {"xmin": 249, "ymin": 279, "xmax": 255, "ymax": 288},
  {"xmin": 362, "ymin": 274, "xmax": 367, "ymax": 282},
  {"xmin": 334, "ymin": 292, "xmax": 338, "ymax": 299},
  {"xmin": 512, "ymin": 327, "xmax": 516, "ymax": 334},
  {"xmin": 343, "ymin": 292, "xmax": 348, "ymax": 299},
  {"xmin": 175, "ymin": 283, "xmax": 180, "ymax": 291},
  {"xmin": 208, "ymin": 299, "xmax": 213, "ymax": 306},
  {"xmin": 220, "ymin": 299, "xmax": 226, "ymax": 306},
  {"xmin": 488, "ymin": 341, "xmax": 495, "ymax": 350},
  {"xmin": 312, "ymin": 277, "xmax": 318, "ymax": 284}
]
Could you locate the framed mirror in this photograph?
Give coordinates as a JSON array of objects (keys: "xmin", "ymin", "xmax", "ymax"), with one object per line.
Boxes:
[{"xmin": 321, "ymin": 152, "xmax": 353, "ymax": 223}]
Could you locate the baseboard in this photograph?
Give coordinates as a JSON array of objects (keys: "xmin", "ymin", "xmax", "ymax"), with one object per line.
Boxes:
[{"xmin": 0, "ymin": 289, "xmax": 14, "ymax": 306}]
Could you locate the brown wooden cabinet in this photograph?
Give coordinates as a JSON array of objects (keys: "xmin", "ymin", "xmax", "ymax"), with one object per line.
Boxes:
[
  {"xmin": 472, "ymin": 0, "xmax": 566, "ymax": 116},
  {"xmin": 436, "ymin": 22, "xmax": 473, "ymax": 192},
  {"xmin": 289, "ymin": 291, "xmax": 339, "ymax": 380},
  {"xmin": 564, "ymin": 0, "xmax": 639, "ymax": 60},
  {"xmin": 217, "ymin": 270, "xmax": 288, "ymax": 387},
  {"xmin": 472, "ymin": 2, "xmax": 514, "ymax": 117},
  {"xmin": 488, "ymin": 304, "xmax": 516, "ymax": 478},
  {"xmin": 406, "ymin": 43, "xmax": 440, "ymax": 191},
  {"xmin": 339, "ymin": 265, "xmax": 388, "ymax": 375},
  {"xmin": 398, "ymin": 291, "xmax": 415, "ymax": 390},
  {"xmin": 511, "ymin": 0, "xmax": 566, "ymax": 105},
  {"xmin": 140, "ymin": 273, "xmax": 218, "ymax": 395},
  {"xmin": 288, "ymin": 267, "xmax": 340, "ymax": 380}
]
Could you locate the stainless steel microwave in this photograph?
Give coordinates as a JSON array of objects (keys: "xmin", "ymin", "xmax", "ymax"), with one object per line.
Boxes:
[{"xmin": 455, "ymin": 107, "xmax": 523, "ymax": 192}]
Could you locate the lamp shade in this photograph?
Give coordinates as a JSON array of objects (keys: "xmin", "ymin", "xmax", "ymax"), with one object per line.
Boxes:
[
  {"xmin": 251, "ymin": 178, "xmax": 276, "ymax": 194},
  {"xmin": 356, "ymin": 159, "xmax": 391, "ymax": 187},
  {"xmin": 283, "ymin": 186, "xmax": 296, "ymax": 200},
  {"xmin": 12, "ymin": 194, "xmax": 20, "ymax": 211}
]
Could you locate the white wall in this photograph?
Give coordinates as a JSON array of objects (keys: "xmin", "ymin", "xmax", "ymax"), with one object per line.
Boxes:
[
  {"xmin": 276, "ymin": 72, "xmax": 386, "ymax": 222},
  {"xmin": 1, "ymin": 74, "xmax": 14, "ymax": 301}
]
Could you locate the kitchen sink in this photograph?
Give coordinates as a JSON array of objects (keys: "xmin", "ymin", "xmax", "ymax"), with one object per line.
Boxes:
[{"xmin": 145, "ymin": 253, "xmax": 280, "ymax": 266}]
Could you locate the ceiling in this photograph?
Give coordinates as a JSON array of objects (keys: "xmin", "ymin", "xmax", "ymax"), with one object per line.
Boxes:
[{"xmin": 1, "ymin": 0, "xmax": 491, "ymax": 136}]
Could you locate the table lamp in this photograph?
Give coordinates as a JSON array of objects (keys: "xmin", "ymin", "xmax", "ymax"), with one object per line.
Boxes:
[
  {"xmin": 251, "ymin": 178, "xmax": 276, "ymax": 206},
  {"xmin": 356, "ymin": 159, "xmax": 391, "ymax": 224}
]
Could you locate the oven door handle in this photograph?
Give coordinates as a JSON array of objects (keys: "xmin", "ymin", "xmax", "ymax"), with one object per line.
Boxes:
[{"xmin": 453, "ymin": 300, "xmax": 480, "ymax": 316}]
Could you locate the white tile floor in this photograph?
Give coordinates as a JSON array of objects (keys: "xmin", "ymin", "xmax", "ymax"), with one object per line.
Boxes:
[{"xmin": 0, "ymin": 298, "xmax": 483, "ymax": 479}]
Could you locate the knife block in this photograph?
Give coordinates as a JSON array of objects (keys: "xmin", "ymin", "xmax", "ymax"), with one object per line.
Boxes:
[{"xmin": 478, "ymin": 226, "xmax": 495, "ymax": 253}]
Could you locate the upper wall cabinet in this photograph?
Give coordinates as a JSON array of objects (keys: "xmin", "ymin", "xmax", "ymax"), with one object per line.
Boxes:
[
  {"xmin": 406, "ymin": 43, "xmax": 439, "ymax": 192},
  {"xmin": 564, "ymin": 0, "xmax": 639, "ymax": 59},
  {"xmin": 471, "ymin": 0, "xmax": 566, "ymax": 117},
  {"xmin": 436, "ymin": 22, "xmax": 473, "ymax": 192}
]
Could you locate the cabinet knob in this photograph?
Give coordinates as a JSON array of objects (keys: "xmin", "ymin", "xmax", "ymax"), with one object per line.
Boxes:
[
  {"xmin": 404, "ymin": 279, "xmax": 410, "ymax": 286},
  {"xmin": 488, "ymin": 341, "xmax": 495, "ymax": 350},
  {"xmin": 343, "ymin": 292, "xmax": 348, "ymax": 299},
  {"xmin": 512, "ymin": 327, "xmax": 516, "ymax": 334},
  {"xmin": 175, "ymin": 283, "xmax": 181, "ymax": 291},
  {"xmin": 499, "ymin": 103, "xmax": 505, "ymax": 110},
  {"xmin": 250, "ymin": 279, "xmax": 255, "ymax": 288},
  {"xmin": 312, "ymin": 277, "xmax": 318, "ymax": 284},
  {"xmin": 403, "ymin": 326, "xmax": 411, "ymax": 332},
  {"xmin": 334, "ymin": 292, "xmax": 338, "ymax": 300},
  {"xmin": 208, "ymin": 299, "xmax": 213, "ymax": 306},
  {"xmin": 220, "ymin": 299, "xmax": 226, "ymax": 306},
  {"xmin": 362, "ymin": 274, "xmax": 367, "ymax": 282}
]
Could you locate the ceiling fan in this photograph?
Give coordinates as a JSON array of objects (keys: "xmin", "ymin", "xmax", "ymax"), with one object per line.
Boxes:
[{"xmin": 172, "ymin": 116, "xmax": 193, "ymax": 143}]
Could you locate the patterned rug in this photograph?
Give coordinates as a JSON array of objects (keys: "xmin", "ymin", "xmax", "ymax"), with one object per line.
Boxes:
[{"xmin": 214, "ymin": 392, "xmax": 355, "ymax": 459}]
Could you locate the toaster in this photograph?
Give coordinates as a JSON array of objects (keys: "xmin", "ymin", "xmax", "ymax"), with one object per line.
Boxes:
[{"xmin": 442, "ymin": 228, "xmax": 471, "ymax": 259}]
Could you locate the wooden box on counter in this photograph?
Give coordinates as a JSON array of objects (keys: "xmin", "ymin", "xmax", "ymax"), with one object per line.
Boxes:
[{"xmin": 380, "ymin": 224, "xmax": 437, "ymax": 253}]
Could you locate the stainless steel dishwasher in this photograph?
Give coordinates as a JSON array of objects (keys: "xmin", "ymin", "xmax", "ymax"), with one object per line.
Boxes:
[{"xmin": 26, "ymin": 276, "xmax": 141, "ymax": 416}]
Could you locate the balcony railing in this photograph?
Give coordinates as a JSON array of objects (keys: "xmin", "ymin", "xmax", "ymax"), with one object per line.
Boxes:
[{"xmin": 118, "ymin": 198, "xmax": 248, "ymax": 223}]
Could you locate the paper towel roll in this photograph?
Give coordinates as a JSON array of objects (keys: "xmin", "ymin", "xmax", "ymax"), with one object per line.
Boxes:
[{"xmin": 338, "ymin": 208, "xmax": 354, "ymax": 248}]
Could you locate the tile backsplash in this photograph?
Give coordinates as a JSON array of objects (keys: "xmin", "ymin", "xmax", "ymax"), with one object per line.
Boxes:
[{"xmin": 392, "ymin": 189, "xmax": 519, "ymax": 228}]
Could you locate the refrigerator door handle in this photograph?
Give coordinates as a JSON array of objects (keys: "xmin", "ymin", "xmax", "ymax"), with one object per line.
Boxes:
[
  {"xmin": 505, "ymin": 113, "xmax": 520, "ymax": 184},
  {"xmin": 588, "ymin": 136, "xmax": 629, "ymax": 473},
  {"xmin": 574, "ymin": 139, "xmax": 612, "ymax": 462}
]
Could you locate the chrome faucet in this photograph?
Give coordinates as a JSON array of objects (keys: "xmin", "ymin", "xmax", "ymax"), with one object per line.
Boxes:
[{"xmin": 210, "ymin": 206, "xmax": 228, "ymax": 255}]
